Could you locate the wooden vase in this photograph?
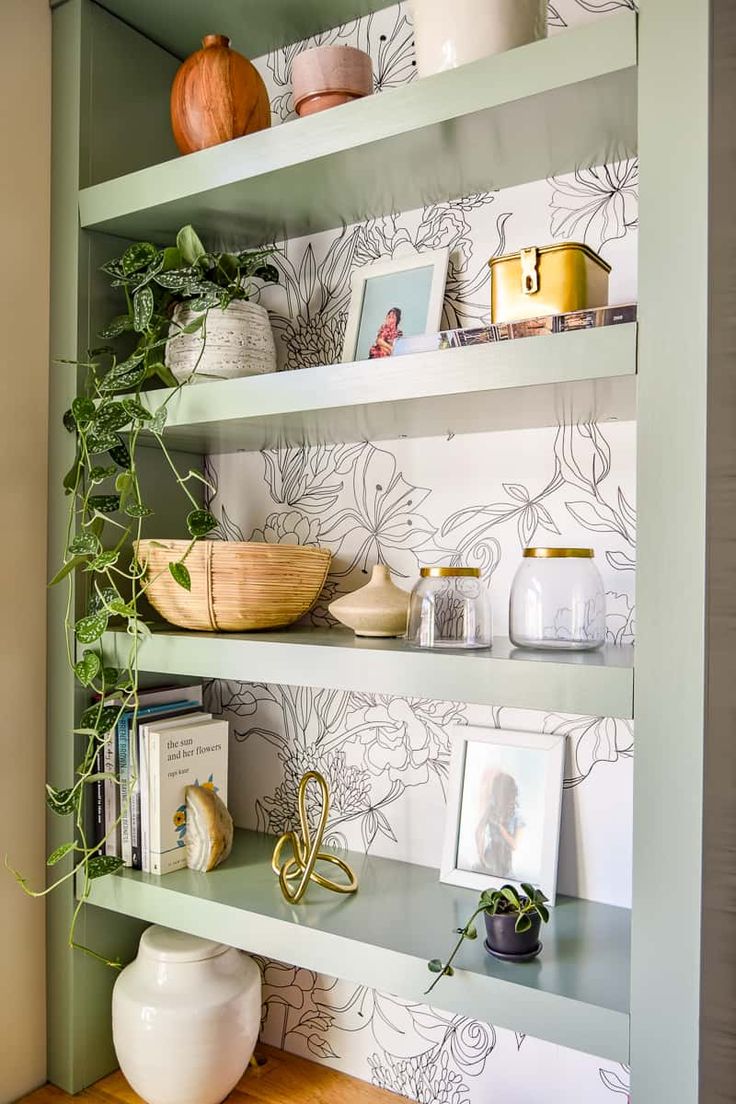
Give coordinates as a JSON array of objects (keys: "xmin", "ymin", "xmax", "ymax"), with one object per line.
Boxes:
[{"xmin": 170, "ymin": 34, "xmax": 271, "ymax": 155}]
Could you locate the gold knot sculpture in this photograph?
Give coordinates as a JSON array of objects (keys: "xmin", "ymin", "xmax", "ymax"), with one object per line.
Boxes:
[{"xmin": 271, "ymin": 771, "xmax": 358, "ymax": 904}]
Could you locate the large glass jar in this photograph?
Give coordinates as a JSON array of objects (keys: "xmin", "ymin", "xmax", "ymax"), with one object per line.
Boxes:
[
  {"xmin": 509, "ymin": 548, "xmax": 606, "ymax": 651},
  {"xmin": 407, "ymin": 567, "xmax": 492, "ymax": 649}
]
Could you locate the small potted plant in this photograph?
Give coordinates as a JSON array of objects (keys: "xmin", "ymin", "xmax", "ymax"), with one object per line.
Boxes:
[{"xmin": 427, "ymin": 883, "xmax": 549, "ymax": 994}]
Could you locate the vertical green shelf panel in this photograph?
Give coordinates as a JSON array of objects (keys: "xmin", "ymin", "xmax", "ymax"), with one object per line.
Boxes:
[{"xmin": 632, "ymin": 1, "xmax": 711, "ymax": 1101}]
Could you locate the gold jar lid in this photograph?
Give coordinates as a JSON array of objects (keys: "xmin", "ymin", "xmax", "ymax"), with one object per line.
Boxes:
[
  {"xmin": 420, "ymin": 566, "xmax": 480, "ymax": 577},
  {"xmin": 523, "ymin": 548, "xmax": 594, "ymax": 559}
]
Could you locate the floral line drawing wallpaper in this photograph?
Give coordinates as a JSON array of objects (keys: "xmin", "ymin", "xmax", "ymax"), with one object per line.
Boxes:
[{"xmin": 199, "ymin": 2, "xmax": 639, "ymax": 1099}]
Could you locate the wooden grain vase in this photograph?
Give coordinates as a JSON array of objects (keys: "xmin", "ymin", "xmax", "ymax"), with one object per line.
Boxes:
[{"xmin": 171, "ymin": 34, "xmax": 271, "ymax": 155}]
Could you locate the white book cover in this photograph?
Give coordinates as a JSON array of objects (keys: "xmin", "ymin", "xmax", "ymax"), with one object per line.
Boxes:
[
  {"xmin": 148, "ymin": 717, "xmax": 228, "ymax": 876},
  {"xmin": 139, "ymin": 710, "xmax": 211, "ymax": 874}
]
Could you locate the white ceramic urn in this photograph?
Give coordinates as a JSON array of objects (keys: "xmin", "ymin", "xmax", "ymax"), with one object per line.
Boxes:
[
  {"xmin": 165, "ymin": 299, "xmax": 277, "ymax": 384},
  {"xmin": 410, "ymin": 0, "xmax": 547, "ymax": 77},
  {"xmin": 112, "ymin": 926, "xmax": 261, "ymax": 1104}
]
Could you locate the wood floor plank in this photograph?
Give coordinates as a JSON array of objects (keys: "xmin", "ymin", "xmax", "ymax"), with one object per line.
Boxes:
[{"xmin": 15, "ymin": 1046, "xmax": 403, "ymax": 1104}]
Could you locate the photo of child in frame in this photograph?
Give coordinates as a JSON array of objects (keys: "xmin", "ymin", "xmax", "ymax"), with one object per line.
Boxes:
[{"xmin": 369, "ymin": 307, "xmax": 403, "ymax": 359}]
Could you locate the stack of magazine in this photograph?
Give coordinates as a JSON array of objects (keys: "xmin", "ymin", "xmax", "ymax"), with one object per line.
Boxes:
[
  {"xmin": 92, "ymin": 685, "xmax": 229, "ymax": 875},
  {"xmin": 392, "ymin": 304, "xmax": 637, "ymax": 357}
]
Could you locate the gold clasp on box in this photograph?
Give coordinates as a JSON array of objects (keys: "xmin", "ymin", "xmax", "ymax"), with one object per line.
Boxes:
[{"xmin": 520, "ymin": 247, "xmax": 539, "ymax": 295}]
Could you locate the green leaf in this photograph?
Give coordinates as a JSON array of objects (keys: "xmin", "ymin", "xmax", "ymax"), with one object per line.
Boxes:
[
  {"xmin": 121, "ymin": 241, "xmax": 157, "ymax": 275},
  {"xmin": 49, "ymin": 556, "xmax": 86, "ymax": 586},
  {"xmin": 176, "ymin": 225, "xmax": 206, "ymax": 266},
  {"xmin": 74, "ymin": 651, "xmax": 101, "ymax": 687},
  {"xmin": 501, "ymin": 885, "xmax": 522, "ymax": 909},
  {"xmin": 85, "ymin": 550, "xmax": 119, "ymax": 572},
  {"xmin": 62, "ymin": 451, "xmax": 81, "ymax": 493},
  {"xmin": 98, "ymin": 314, "xmax": 133, "ymax": 339},
  {"xmin": 160, "ymin": 246, "xmax": 182, "ymax": 271},
  {"xmin": 121, "ymin": 398, "xmax": 152, "ymax": 423},
  {"xmin": 68, "ymin": 532, "xmax": 100, "ymax": 556},
  {"xmin": 63, "ymin": 408, "xmax": 76, "ymax": 433},
  {"xmin": 428, "ymin": 959, "xmax": 444, "ymax": 974},
  {"xmin": 92, "ymin": 401, "xmax": 130, "ymax": 434},
  {"xmin": 124, "ymin": 502, "xmax": 153, "ymax": 518},
  {"xmin": 89, "ymin": 585, "xmax": 119, "ymax": 615},
  {"xmin": 254, "ymin": 263, "xmax": 279, "ymax": 285},
  {"xmin": 515, "ymin": 914, "xmax": 533, "ymax": 934},
  {"xmin": 154, "ymin": 269, "xmax": 195, "ymax": 291},
  {"xmin": 149, "ymin": 406, "xmax": 168, "ymax": 435},
  {"xmin": 99, "ymin": 356, "xmax": 146, "ymax": 394},
  {"xmin": 86, "ymin": 431, "xmax": 120, "ymax": 454},
  {"xmin": 520, "ymin": 884, "xmax": 536, "ymax": 901},
  {"xmin": 88, "ymin": 464, "xmax": 116, "ymax": 485},
  {"xmin": 80, "ymin": 704, "xmax": 120, "ymax": 734},
  {"xmin": 47, "ymin": 842, "xmax": 76, "ymax": 866},
  {"xmin": 89, "ymin": 494, "xmax": 120, "ymax": 514},
  {"xmin": 169, "ymin": 561, "xmax": 191, "ymax": 590},
  {"xmin": 71, "ymin": 397, "xmax": 96, "ymax": 427},
  {"xmin": 536, "ymin": 904, "xmax": 550, "ymax": 925},
  {"xmin": 133, "ymin": 285, "xmax": 154, "ymax": 333},
  {"xmin": 186, "ymin": 509, "xmax": 217, "ymax": 537},
  {"xmin": 464, "ymin": 923, "xmax": 478, "ymax": 940},
  {"xmin": 108, "ymin": 439, "xmax": 131, "ymax": 468},
  {"xmin": 87, "ymin": 855, "xmax": 124, "ymax": 879},
  {"xmin": 46, "ymin": 785, "xmax": 79, "ymax": 817},
  {"xmin": 75, "ymin": 611, "xmax": 108, "ymax": 643}
]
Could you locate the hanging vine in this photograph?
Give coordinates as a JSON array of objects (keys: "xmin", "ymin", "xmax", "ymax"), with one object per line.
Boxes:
[{"xmin": 8, "ymin": 226, "xmax": 277, "ymax": 964}]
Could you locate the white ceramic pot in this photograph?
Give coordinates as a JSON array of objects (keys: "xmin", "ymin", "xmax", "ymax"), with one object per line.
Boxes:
[
  {"xmin": 410, "ymin": 0, "xmax": 547, "ymax": 77},
  {"xmin": 112, "ymin": 926, "xmax": 261, "ymax": 1104},
  {"xmin": 165, "ymin": 299, "xmax": 277, "ymax": 384},
  {"xmin": 328, "ymin": 564, "xmax": 410, "ymax": 637}
]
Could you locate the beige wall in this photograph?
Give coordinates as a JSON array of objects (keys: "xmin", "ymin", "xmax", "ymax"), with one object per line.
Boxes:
[{"xmin": 0, "ymin": 0, "xmax": 51, "ymax": 1098}]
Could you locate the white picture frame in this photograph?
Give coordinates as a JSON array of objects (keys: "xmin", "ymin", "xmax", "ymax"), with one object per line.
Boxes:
[
  {"xmin": 440, "ymin": 725, "xmax": 565, "ymax": 903},
  {"xmin": 341, "ymin": 249, "xmax": 449, "ymax": 363}
]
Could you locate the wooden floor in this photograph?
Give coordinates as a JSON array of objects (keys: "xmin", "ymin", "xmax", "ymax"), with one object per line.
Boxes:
[{"xmin": 17, "ymin": 1046, "xmax": 403, "ymax": 1104}]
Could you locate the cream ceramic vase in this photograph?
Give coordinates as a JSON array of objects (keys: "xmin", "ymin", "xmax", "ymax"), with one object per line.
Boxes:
[
  {"xmin": 329, "ymin": 564, "xmax": 410, "ymax": 637},
  {"xmin": 112, "ymin": 926, "xmax": 261, "ymax": 1104},
  {"xmin": 410, "ymin": 0, "xmax": 547, "ymax": 77}
]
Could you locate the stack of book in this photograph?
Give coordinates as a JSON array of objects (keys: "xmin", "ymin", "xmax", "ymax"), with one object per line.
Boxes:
[
  {"xmin": 92, "ymin": 685, "xmax": 229, "ymax": 875},
  {"xmin": 392, "ymin": 304, "xmax": 638, "ymax": 357}
]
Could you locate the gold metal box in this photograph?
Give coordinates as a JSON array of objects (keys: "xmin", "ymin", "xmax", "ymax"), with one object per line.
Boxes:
[{"xmin": 489, "ymin": 241, "xmax": 611, "ymax": 323}]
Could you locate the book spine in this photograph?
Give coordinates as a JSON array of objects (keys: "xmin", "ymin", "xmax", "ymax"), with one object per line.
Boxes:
[
  {"xmin": 149, "ymin": 730, "xmax": 162, "ymax": 876},
  {"xmin": 91, "ymin": 743, "xmax": 105, "ymax": 849},
  {"xmin": 118, "ymin": 715, "xmax": 132, "ymax": 868},
  {"xmin": 140, "ymin": 727, "xmax": 150, "ymax": 874},
  {"xmin": 130, "ymin": 717, "xmax": 141, "ymax": 870},
  {"xmin": 103, "ymin": 727, "xmax": 120, "ymax": 858}
]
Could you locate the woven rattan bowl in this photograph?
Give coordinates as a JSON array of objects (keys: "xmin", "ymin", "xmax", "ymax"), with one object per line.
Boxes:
[{"xmin": 135, "ymin": 540, "xmax": 332, "ymax": 632}]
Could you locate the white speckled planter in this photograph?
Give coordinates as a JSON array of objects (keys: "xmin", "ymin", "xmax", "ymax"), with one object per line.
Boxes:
[
  {"xmin": 165, "ymin": 300, "xmax": 277, "ymax": 384},
  {"xmin": 112, "ymin": 926, "xmax": 261, "ymax": 1104}
]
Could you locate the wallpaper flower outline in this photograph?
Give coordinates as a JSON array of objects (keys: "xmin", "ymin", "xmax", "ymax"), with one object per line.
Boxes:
[{"xmin": 203, "ymin": 4, "xmax": 638, "ymax": 1099}]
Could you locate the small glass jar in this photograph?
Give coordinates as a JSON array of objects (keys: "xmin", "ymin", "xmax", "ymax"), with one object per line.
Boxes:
[
  {"xmin": 509, "ymin": 548, "xmax": 606, "ymax": 651},
  {"xmin": 407, "ymin": 567, "xmax": 492, "ymax": 649}
]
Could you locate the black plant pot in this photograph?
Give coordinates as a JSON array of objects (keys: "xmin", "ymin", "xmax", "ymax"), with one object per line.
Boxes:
[{"xmin": 483, "ymin": 909, "xmax": 542, "ymax": 960}]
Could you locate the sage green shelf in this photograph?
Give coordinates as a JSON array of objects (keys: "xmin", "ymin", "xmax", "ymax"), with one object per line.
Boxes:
[
  {"xmin": 78, "ymin": 14, "xmax": 637, "ymax": 245},
  {"xmin": 142, "ymin": 323, "xmax": 638, "ymax": 454},
  {"xmin": 88, "ymin": 0, "xmax": 395, "ymax": 60},
  {"xmin": 103, "ymin": 628, "xmax": 635, "ymax": 719},
  {"xmin": 85, "ymin": 828, "xmax": 631, "ymax": 1063}
]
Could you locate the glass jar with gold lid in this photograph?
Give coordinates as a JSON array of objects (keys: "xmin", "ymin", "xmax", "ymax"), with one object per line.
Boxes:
[
  {"xmin": 509, "ymin": 548, "xmax": 606, "ymax": 651},
  {"xmin": 407, "ymin": 566, "xmax": 492, "ymax": 649}
]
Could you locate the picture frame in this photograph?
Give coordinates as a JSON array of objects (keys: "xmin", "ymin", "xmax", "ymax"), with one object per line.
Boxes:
[
  {"xmin": 440, "ymin": 725, "xmax": 565, "ymax": 902},
  {"xmin": 341, "ymin": 249, "xmax": 449, "ymax": 363}
]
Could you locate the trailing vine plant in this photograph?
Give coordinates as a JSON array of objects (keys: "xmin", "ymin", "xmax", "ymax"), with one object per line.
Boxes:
[{"xmin": 8, "ymin": 226, "xmax": 277, "ymax": 965}]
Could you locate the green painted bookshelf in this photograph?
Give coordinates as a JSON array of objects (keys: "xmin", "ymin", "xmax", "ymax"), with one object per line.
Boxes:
[{"xmin": 48, "ymin": 1, "xmax": 732, "ymax": 1100}]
